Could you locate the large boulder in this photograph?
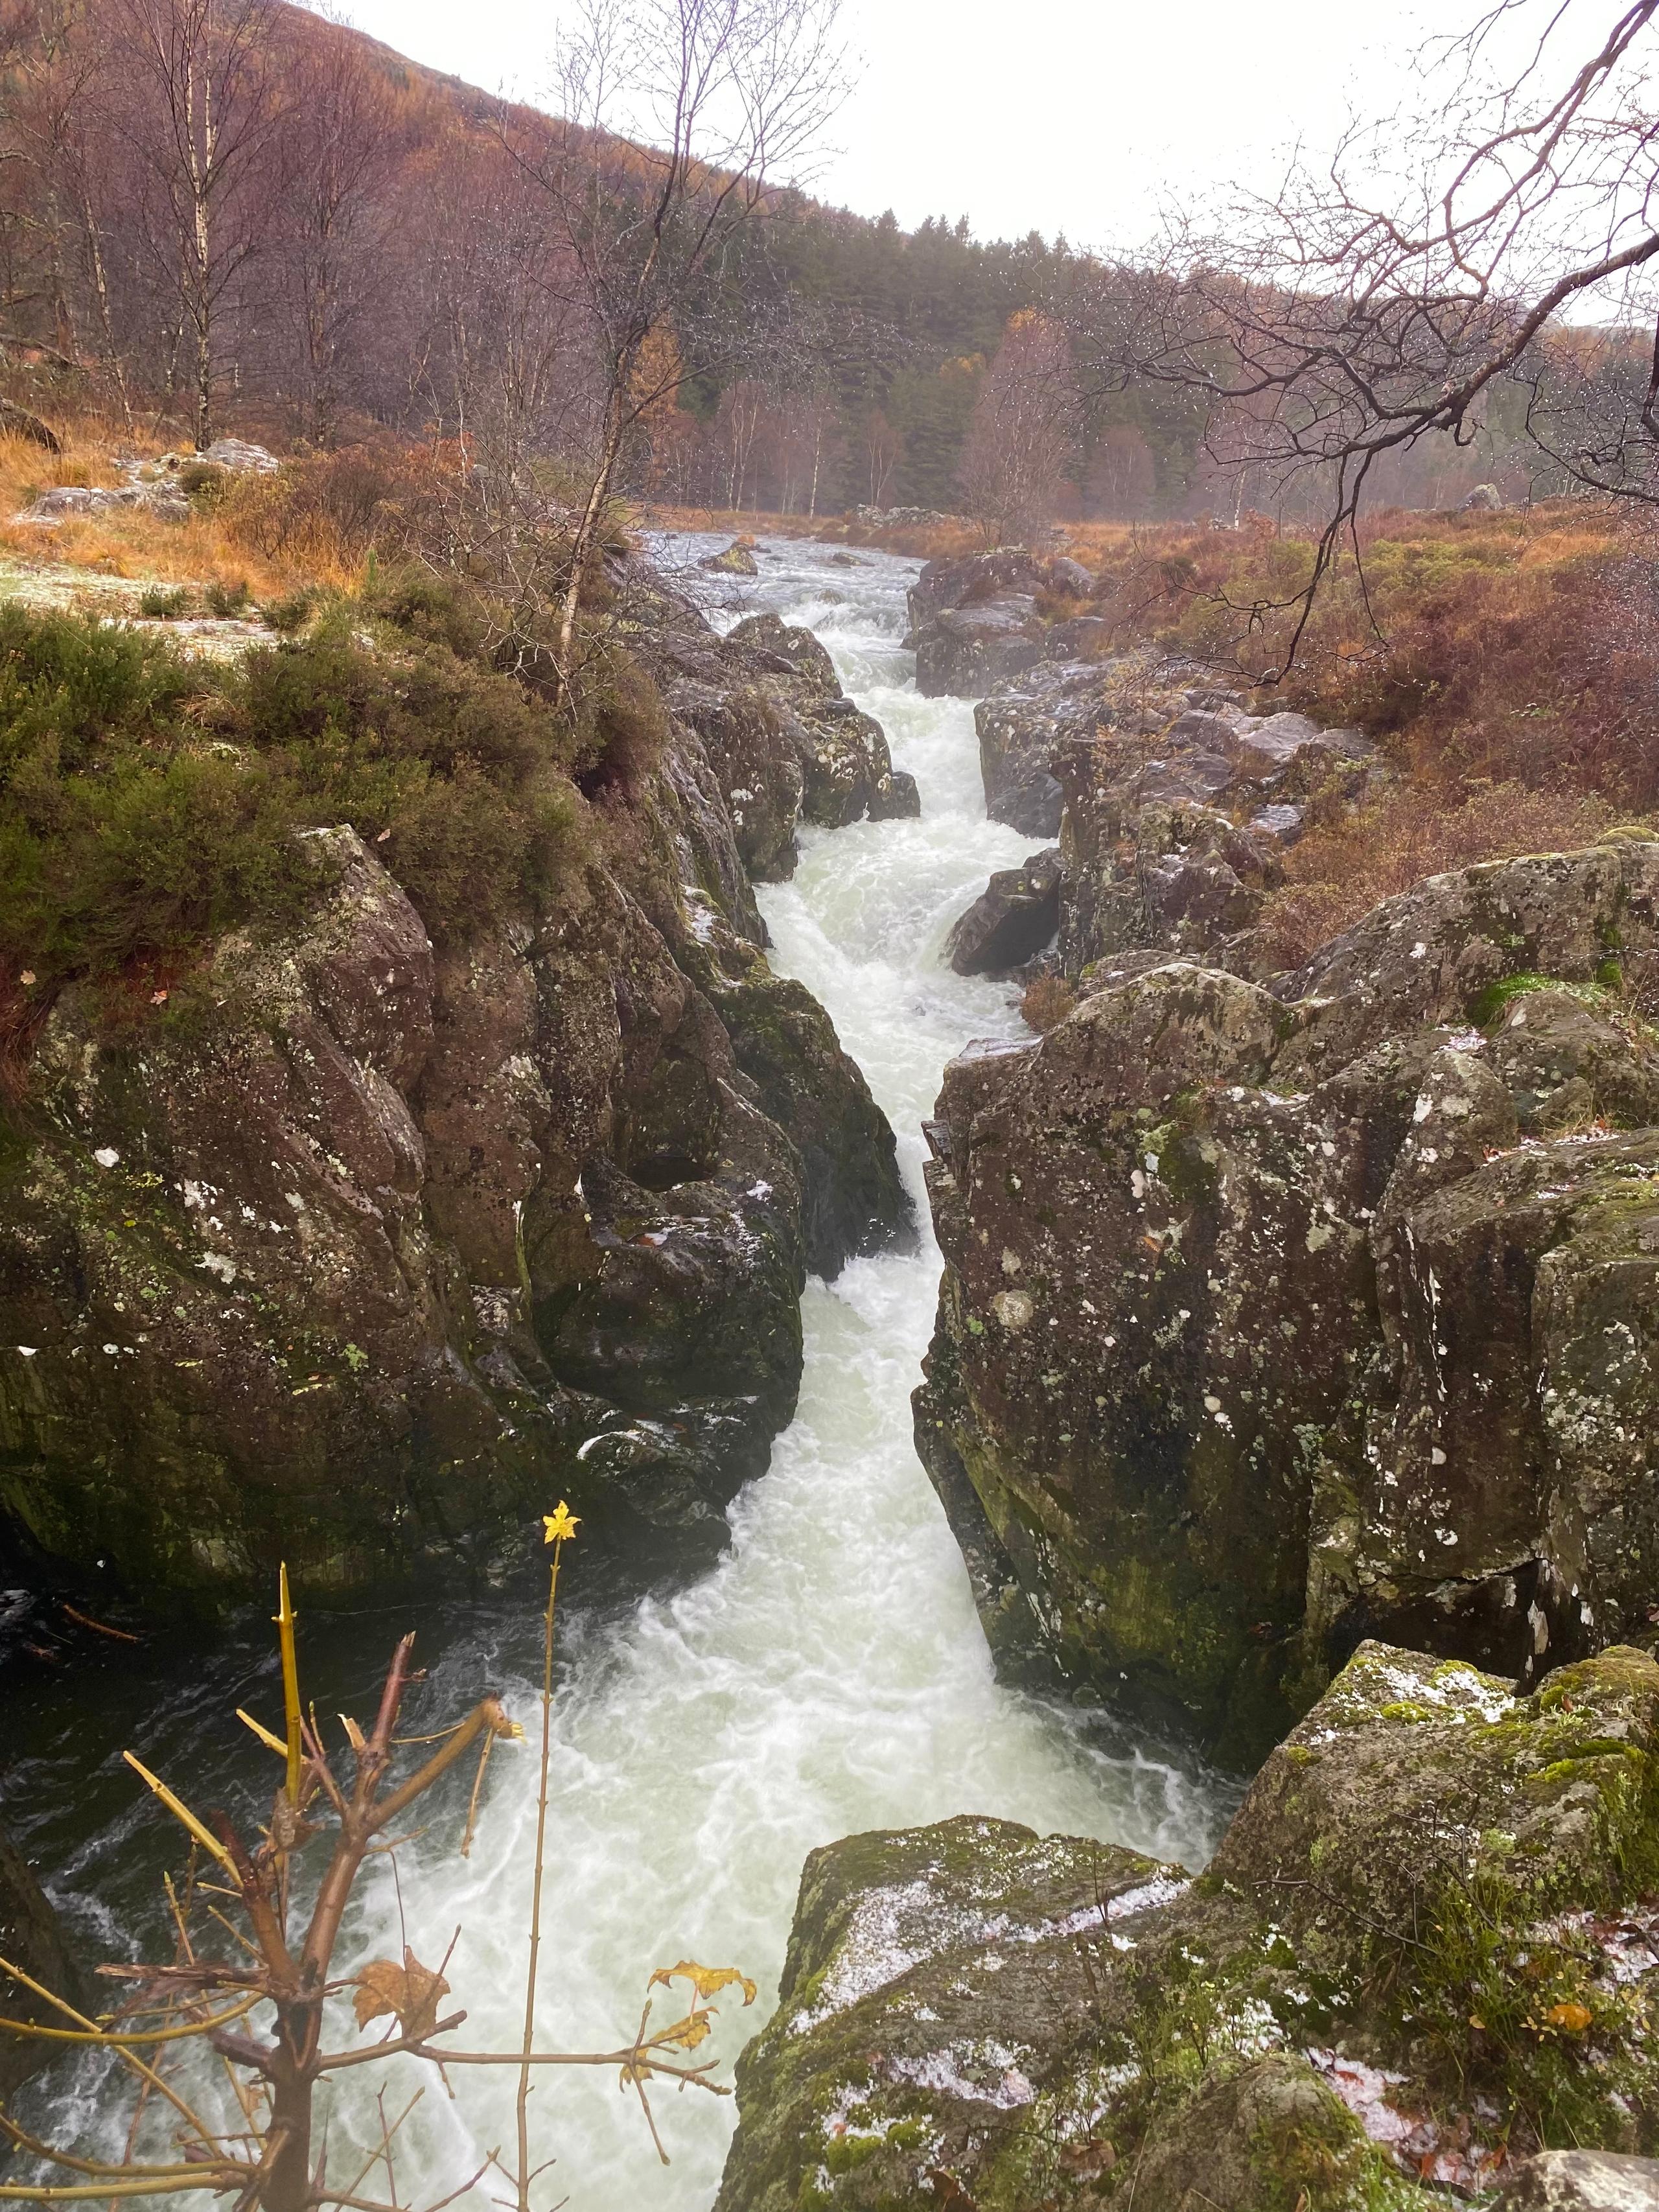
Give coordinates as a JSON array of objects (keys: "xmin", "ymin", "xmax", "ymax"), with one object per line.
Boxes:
[
  {"xmin": 916, "ymin": 842, "xmax": 1659, "ymax": 1762},
  {"xmin": 906, "ymin": 549, "xmax": 1050, "ymax": 698},
  {"xmin": 701, "ymin": 538, "xmax": 760, "ymax": 576},
  {"xmin": 716, "ymin": 1642, "xmax": 1659, "ymax": 2210},
  {"xmin": 944, "ymin": 848, "xmax": 1062, "ymax": 975},
  {"xmin": 1494, "ymin": 2154, "xmax": 1659, "ymax": 2209}
]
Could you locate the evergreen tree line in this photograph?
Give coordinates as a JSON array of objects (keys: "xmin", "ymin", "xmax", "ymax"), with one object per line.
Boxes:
[{"xmin": 0, "ymin": 0, "xmax": 1636, "ymax": 522}]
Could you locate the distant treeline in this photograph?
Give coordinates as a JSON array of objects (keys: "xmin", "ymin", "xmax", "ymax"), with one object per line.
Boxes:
[{"xmin": 0, "ymin": 0, "xmax": 1635, "ymax": 520}]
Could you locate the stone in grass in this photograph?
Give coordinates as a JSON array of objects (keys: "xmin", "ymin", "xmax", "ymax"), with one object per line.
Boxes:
[
  {"xmin": 714, "ymin": 1640, "xmax": 1659, "ymax": 2212},
  {"xmin": 1494, "ymin": 2152, "xmax": 1659, "ymax": 2209}
]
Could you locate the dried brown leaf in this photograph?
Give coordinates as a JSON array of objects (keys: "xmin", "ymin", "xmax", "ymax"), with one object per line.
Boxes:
[{"xmin": 352, "ymin": 1948, "xmax": 451, "ymax": 2042}]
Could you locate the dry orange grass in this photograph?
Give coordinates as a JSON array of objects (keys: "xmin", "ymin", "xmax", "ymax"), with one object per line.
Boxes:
[{"xmin": 0, "ymin": 412, "xmax": 416, "ymax": 599}]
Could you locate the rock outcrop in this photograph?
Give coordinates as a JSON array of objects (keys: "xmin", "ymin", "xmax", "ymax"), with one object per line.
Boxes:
[
  {"xmin": 716, "ymin": 1642, "xmax": 1659, "ymax": 2211},
  {"xmin": 944, "ymin": 848, "xmax": 1060, "ymax": 975},
  {"xmin": 622, "ymin": 574, "xmax": 919, "ymax": 876},
  {"xmin": 970, "ymin": 647, "xmax": 1376, "ymax": 958},
  {"xmin": 0, "ymin": 564, "xmax": 911, "ymax": 1609},
  {"xmin": 905, "ymin": 548, "xmax": 1049, "ymax": 698},
  {"xmin": 0, "ymin": 1821, "xmax": 84, "ymax": 2100},
  {"xmin": 15, "ymin": 440, "xmax": 281, "ymax": 526},
  {"xmin": 916, "ymin": 840, "xmax": 1659, "ymax": 1763}
]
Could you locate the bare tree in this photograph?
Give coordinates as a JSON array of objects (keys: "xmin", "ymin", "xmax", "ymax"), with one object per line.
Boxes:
[
  {"xmin": 270, "ymin": 16, "xmax": 422, "ymax": 447},
  {"xmin": 111, "ymin": 0, "xmax": 283, "ymax": 448},
  {"xmin": 1066, "ymin": 0, "xmax": 1659, "ymax": 666},
  {"xmin": 958, "ymin": 308, "xmax": 1077, "ymax": 541},
  {"xmin": 0, "ymin": 1531, "xmax": 754, "ymax": 2212},
  {"xmin": 499, "ymin": 0, "xmax": 847, "ymax": 701}
]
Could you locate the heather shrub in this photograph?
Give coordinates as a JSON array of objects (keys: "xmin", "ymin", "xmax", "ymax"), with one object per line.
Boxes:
[
  {"xmin": 1257, "ymin": 780, "xmax": 1619, "ymax": 971},
  {"xmin": 205, "ymin": 576, "xmax": 251, "ymax": 617},
  {"xmin": 0, "ymin": 603, "xmax": 593, "ymax": 1073},
  {"xmin": 1021, "ymin": 973, "xmax": 1076, "ymax": 1031}
]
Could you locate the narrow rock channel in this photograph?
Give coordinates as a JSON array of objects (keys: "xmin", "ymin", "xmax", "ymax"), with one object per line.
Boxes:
[{"xmin": 15, "ymin": 538, "xmax": 1226, "ymax": 2212}]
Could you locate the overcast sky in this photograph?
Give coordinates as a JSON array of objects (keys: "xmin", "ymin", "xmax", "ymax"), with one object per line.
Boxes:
[{"xmin": 336, "ymin": 0, "xmax": 1438, "ymax": 253}]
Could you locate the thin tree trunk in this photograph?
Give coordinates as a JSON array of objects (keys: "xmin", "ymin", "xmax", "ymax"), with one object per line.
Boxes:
[
  {"xmin": 555, "ymin": 410, "xmax": 627, "ymax": 708},
  {"xmin": 81, "ymin": 189, "xmax": 133, "ymax": 432}
]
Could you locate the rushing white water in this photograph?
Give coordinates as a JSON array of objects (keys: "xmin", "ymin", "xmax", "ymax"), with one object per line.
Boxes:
[{"xmin": 30, "ymin": 537, "xmax": 1227, "ymax": 2210}]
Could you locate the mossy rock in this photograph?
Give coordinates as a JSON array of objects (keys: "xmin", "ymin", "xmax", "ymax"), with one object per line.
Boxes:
[{"xmin": 715, "ymin": 1644, "xmax": 1659, "ymax": 2211}]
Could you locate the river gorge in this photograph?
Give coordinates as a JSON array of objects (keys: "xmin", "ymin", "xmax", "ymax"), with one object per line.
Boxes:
[{"xmin": 2, "ymin": 539, "xmax": 1226, "ymax": 2210}]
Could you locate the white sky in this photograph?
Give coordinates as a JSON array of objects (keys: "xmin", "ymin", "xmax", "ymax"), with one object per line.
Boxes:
[{"xmin": 336, "ymin": 0, "xmax": 1439, "ymax": 253}]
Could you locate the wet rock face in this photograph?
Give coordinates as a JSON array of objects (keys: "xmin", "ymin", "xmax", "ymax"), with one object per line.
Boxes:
[
  {"xmin": 944, "ymin": 848, "xmax": 1061, "ymax": 975},
  {"xmin": 725, "ymin": 612, "xmax": 919, "ymax": 831},
  {"xmin": 0, "ymin": 1821, "xmax": 85, "ymax": 2099},
  {"xmin": 905, "ymin": 548, "xmax": 1049, "ymax": 699},
  {"xmin": 916, "ymin": 842, "xmax": 1659, "ymax": 1764},
  {"xmin": 627, "ymin": 577, "xmax": 919, "ymax": 867},
  {"xmin": 0, "ymin": 578, "xmax": 912, "ymax": 1607},
  {"xmin": 717, "ymin": 1643, "xmax": 1659, "ymax": 2211}
]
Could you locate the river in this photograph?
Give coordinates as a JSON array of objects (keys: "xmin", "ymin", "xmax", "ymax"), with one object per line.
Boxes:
[{"xmin": 6, "ymin": 535, "xmax": 1227, "ymax": 2210}]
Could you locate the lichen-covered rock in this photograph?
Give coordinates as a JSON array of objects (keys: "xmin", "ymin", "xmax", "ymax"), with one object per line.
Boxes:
[
  {"xmin": 945, "ymin": 848, "xmax": 1061, "ymax": 975},
  {"xmin": 725, "ymin": 611, "xmax": 918, "ymax": 830},
  {"xmin": 701, "ymin": 538, "xmax": 760, "ymax": 576},
  {"xmin": 0, "ymin": 568, "xmax": 912, "ymax": 1607},
  {"xmin": 713, "ymin": 1814, "xmax": 1185, "ymax": 2212},
  {"xmin": 0, "ymin": 1821, "xmax": 84, "ymax": 2100},
  {"xmin": 716, "ymin": 1644, "xmax": 1659, "ymax": 2212},
  {"xmin": 906, "ymin": 549, "xmax": 1049, "ymax": 699},
  {"xmin": 1054, "ymin": 684, "xmax": 1373, "ymax": 983},
  {"xmin": 1494, "ymin": 2152, "xmax": 1659, "ymax": 2209},
  {"xmin": 916, "ymin": 844, "xmax": 1659, "ymax": 1762},
  {"xmin": 973, "ymin": 655, "xmax": 1154, "ymax": 837}
]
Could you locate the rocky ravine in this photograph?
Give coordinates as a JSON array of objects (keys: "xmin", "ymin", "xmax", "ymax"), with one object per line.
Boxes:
[
  {"xmin": 918, "ymin": 832, "xmax": 1659, "ymax": 1768},
  {"xmin": 717, "ymin": 1640, "xmax": 1659, "ymax": 2210},
  {"xmin": 0, "ymin": 557, "xmax": 911, "ymax": 1607},
  {"xmin": 910, "ymin": 550, "xmax": 1659, "ymax": 1767}
]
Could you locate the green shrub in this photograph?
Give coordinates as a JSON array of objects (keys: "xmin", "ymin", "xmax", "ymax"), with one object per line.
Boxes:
[
  {"xmin": 364, "ymin": 567, "xmax": 487, "ymax": 659},
  {"xmin": 205, "ymin": 577, "xmax": 252, "ymax": 618},
  {"xmin": 178, "ymin": 460, "xmax": 229, "ymax": 504},
  {"xmin": 0, "ymin": 606, "xmax": 591, "ymax": 1053},
  {"xmin": 138, "ymin": 585, "xmax": 189, "ymax": 620},
  {"xmin": 258, "ymin": 589, "xmax": 314, "ymax": 635}
]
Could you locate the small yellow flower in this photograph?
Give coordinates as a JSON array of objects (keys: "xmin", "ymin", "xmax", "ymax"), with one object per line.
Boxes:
[{"xmin": 542, "ymin": 1502, "xmax": 580, "ymax": 1545}]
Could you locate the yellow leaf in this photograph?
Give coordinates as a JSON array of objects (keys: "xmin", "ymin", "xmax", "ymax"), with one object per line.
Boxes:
[
  {"xmin": 652, "ymin": 2011, "xmax": 714, "ymax": 2053},
  {"xmin": 1546, "ymin": 2001, "xmax": 1593, "ymax": 2033},
  {"xmin": 543, "ymin": 1502, "xmax": 580, "ymax": 1544},
  {"xmin": 647, "ymin": 1961, "xmax": 757, "ymax": 2008},
  {"xmin": 352, "ymin": 1948, "xmax": 452, "ymax": 2042}
]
